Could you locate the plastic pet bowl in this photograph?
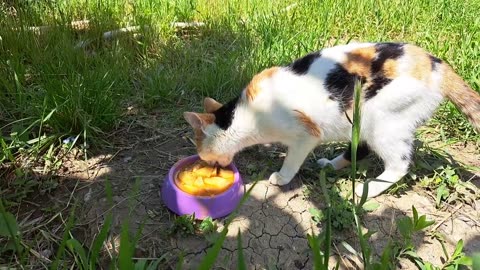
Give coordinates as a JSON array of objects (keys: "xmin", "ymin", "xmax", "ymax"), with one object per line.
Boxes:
[{"xmin": 161, "ymin": 155, "xmax": 244, "ymax": 219}]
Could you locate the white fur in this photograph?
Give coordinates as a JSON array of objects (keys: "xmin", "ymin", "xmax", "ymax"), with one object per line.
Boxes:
[{"xmin": 195, "ymin": 43, "xmax": 448, "ymax": 197}]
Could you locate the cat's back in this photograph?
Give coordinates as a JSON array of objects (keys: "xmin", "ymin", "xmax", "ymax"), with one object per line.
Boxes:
[
  {"xmin": 245, "ymin": 42, "xmax": 442, "ymax": 112},
  {"xmin": 294, "ymin": 42, "xmax": 440, "ymax": 83}
]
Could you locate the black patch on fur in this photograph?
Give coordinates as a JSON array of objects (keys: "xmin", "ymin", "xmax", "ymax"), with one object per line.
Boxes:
[
  {"xmin": 429, "ymin": 55, "xmax": 442, "ymax": 70},
  {"xmin": 213, "ymin": 96, "xmax": 240, "ymax": 130},
  {"xmin": 343, "ymin": 143, "xmax": 370, "ymax": 162},
  {"xmin": 365, "ymin": 43, "xmax": 405, "ymax": 100},
  {"xmin": 370, "ymin": 43, "xmax": 404, "ymax": 73},
  {"xmin": 365, "ymin": 76, "xmax": 392, "ymax": 99},
  {"xmin": 324, "ymin": 64, "xmax": 363, "ymax": 109},
  {"xmin": 288, "ymin": 51, "xmax": 321, "ymax": 75},
  {"xmin": 401, "ymin": 154, "xmax": 410, "ymax": 161}
]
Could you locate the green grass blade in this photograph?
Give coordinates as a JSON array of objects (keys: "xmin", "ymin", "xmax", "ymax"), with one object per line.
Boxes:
[
  {"xmin": 236, "ymin": 229, "xmax": 247, "ymax": 270},
  {"xmin": 0, "ymin": 137, "xmax": 15, "ymax": 163},
  {"xmin": 412, "ymin": 205, "xmax": 419, "ymax": 223},
  {"xmin": 175, "ymin": 252, "xmax": 184, "ymax": 270},
  {"xmin": 197, "ymin": 171, "xmax": 262, "ymax": 270},
  {"xmin": 350, "ymin": 79, "xmax": 370, "ymax": 268},
  {"xmin": 118, "ymin": 222, "xmax": 134, "ymax": 270},
  {"xmin": 145, "ymin": 258, "xmax": 163, "ymax": 270},
  {"xmin": 472, "ymin": 253, "xmax": 480, "ymax": 270},
  {"xmin": 451, "ymin": 239, "xmax": 464, "ymax": 259},
  {"xmin": 357, "ymin": 180, "xmax": 370, "ymax": 209},
  {"xmin": 318, "ymin": 170, "xmax": 331, "ymax": 206},
  {"xmin": 323, "ymin": 208, "xmax": 331, "ymax": 268},
  {"xmin": 89, "ymin": 180, "xmax": 114, "ymax": 269},
  {"xmin": 318, "ymin": 169, "xmax": 331, "ymax": 268},
  {"xmin": 66, "ymin": 238, "xmax": 89, "ymax": 270},
  {"xmin": 350, "ymin": 79, "xmax": 362, "ymax": 202},
  {"xmin": 380, "ymin": 241, "xmax": 393, "ymax": 269},
  {"xmin": 51, "ymin": 203, "xmax": 78, "ymax": 270},
  {"xmin": 118, "ymin": 179, "xmax": 144, "ymax": 270},
  {"xmin": 198, "ymin": 229, "xmax": 229, "ymax": 269},
  {"xmin": 307, "ymin": 233, "xmax": 324, "ymax": 270},
  {"xmin": 41, "ymin": 108, "xmax": 57, "ymax": 123},
  {"xmin": 0, "ymin": 199, "xmax": 23, "ymax": 264},
  {"xmin": 0, "ymin": 201, "xmax": 20, "ymax": 239},
  {"xmin": 134, "ymin": 259, "xmax": 147, "ymax": 270}
]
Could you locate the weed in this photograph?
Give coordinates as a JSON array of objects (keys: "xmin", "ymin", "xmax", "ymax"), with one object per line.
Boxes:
[
  {"xmin": 236, "ymin": 229, "xmax": 247, "ymax": 270},
  {"xmin": 0, "ymin": 200, "xmax": 23, "ymax": 263},
  {"xmin": 419, "ymin": 165, "xmax": 479, "ymax": 207},
  {"xmin": 170, "ymin": 214, "xmax": 197, "ymax": 236},
  {"xmin": 394, "ymin": 206, "xmax": 472, "ymax": 269},
  {"xmin": 198, "ymin": 217, "xmax": 217, "ymax": 235},
  {"xmin": 308, "ymin": 207, "xmax": 324, "ymax": 224},
  {"xmin": 309, "ymin": 189, "xmax": 357, "ymax": 231},
  {"xmin": 169, "ymin": 214, "xmax": 218, "ymax": 238}
]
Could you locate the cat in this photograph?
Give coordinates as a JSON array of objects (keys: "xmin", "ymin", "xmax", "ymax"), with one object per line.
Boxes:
[{"xmin": 183, "ymin": 42, "xmax": 480, "ymax": 198}]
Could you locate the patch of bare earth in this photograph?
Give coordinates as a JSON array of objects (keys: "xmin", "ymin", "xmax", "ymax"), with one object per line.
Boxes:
[{"xmin": 28, "ymin": 119, "xmax": 480, "ymax": 269}]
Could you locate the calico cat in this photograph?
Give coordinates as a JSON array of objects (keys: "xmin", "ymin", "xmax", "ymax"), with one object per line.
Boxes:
[{"xmin": 183, "ymin": 42, "xmax": 480, "ymax": 198}]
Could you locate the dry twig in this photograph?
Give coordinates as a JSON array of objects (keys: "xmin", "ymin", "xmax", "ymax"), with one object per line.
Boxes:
[{"xmin": 430, "ymin": 203, "xmax": 463, "ymax": 231}]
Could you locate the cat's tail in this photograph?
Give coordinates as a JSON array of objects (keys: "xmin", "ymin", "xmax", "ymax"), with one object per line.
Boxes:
[{"xmin": 440, "ymin": 64, "xmax": 480, "ymax": 132}]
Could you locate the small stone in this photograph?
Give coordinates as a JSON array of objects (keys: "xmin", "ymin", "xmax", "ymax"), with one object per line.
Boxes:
[
  {"xmin": 83, "ymin": 188, "xmax": 92, "ymax": 202},
  {"xmin": 39, "ymin": 249, "xmax": 52, "ymax": 259}
]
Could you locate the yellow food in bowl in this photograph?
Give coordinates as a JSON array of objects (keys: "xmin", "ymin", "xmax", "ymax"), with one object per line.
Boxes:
[{"xmin": 175, "ymin": 160, "xmax": 235, "ymax": 196}]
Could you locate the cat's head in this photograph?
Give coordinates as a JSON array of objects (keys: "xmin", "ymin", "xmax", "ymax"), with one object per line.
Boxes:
[{"xmin": 183, "ymin": 97, "xmax": 235, "ymax": 167}]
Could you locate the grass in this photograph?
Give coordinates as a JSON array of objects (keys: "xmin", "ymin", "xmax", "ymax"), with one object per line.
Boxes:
[{"xmin": 1, "ymin": 0, "xmax": 480, "ymax": 269}]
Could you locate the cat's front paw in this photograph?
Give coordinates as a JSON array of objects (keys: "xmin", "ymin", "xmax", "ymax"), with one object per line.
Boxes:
[{"xmin": 269, "ymin": 172, "xmax": 292, "ymax": 186}]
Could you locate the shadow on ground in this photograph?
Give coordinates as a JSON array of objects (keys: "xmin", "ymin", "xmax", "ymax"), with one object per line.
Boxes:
[{"xmin": 10, "ymin": 122, "xmax": 477, "ymax": 269}]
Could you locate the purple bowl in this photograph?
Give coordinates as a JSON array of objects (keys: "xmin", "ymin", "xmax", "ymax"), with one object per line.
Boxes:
[{"xmin": 161, "ymin": 155, "xmax": 244, "ymax": 220}]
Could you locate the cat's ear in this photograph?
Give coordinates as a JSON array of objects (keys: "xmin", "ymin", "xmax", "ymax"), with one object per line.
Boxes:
[
  {"xmin": 184, "ymin": 112, "xmax": 203, "ymax": 129},
  {"xmin": 204, "ymin": 97, "xmax": 223, "ymax": 113},
  {"xmin": 183, "ymin": 112, "xmax": 215, "ymax": 129}
]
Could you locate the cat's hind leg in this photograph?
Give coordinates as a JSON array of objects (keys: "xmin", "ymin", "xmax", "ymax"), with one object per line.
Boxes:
[
  {"xmin": 317, "ymin": 143, "xmax": 370, "ymax": 170},
  {"xmin": 356, "ymin": 137, "xmax": 413, "ymax": 198}
]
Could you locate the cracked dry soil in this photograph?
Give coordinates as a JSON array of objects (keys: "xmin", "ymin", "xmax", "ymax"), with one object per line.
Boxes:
[{"xmin": 66, "ymin": 124, "xmax": 479, "ymax": 270}]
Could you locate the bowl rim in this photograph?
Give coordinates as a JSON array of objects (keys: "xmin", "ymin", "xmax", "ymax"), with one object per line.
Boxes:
[{"xmin": 167, "ymin": 154, "xmax": 241, "ymax": 199}]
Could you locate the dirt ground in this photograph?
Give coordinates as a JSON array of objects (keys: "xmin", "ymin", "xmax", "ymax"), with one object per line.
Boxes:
[{"xmin": 23, "ymin": 115, "xmax": 480, "ymax": 269}]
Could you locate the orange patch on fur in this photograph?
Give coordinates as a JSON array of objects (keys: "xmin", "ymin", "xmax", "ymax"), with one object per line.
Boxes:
[
  {"xmin": 404, "ymin": 45, "xmax": 431, "ymax": 81},
  {"xmin": 246, "ymin": 67, "xmax": 279, "ymax": 102},
  {"xmin": 293, "ymin": 110, "xmax": 321, "ymax": 137},
  {"xmin": 440, "ymin": 64, "xmax": 480, "ymax": 131},
  {"xmin": 383, "ymin": 59, "xmax": 398, "ymax": 78},
  {"xmin": 198, "ymin": 113, "xmax": 215, "ymax": 125},
  {"xmin": 342, "ymin": 46, "xmax": 376, "ymax": 78}
]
